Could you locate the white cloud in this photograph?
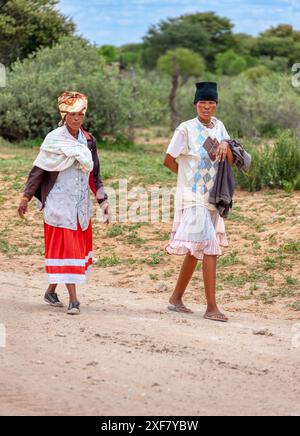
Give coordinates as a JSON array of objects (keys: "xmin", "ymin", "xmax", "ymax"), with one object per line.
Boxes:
[{"xmin": 57, "ymin": 0, "xmax": 299, "ymax": 45}]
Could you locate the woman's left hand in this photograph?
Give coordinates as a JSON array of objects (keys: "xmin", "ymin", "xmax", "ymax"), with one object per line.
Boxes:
[{"xmin": 216, "ymin": 141, "xmax": 229, "ymax": 162}]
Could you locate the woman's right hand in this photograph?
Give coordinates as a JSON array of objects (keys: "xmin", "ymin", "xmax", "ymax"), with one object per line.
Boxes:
[
  {"xmin": 18, "ymin": 198, "xmax": 29, "ymax": 219},
  {"xmin": 100, "ymin": 201, "xmax": 111, "ymax": 225}
]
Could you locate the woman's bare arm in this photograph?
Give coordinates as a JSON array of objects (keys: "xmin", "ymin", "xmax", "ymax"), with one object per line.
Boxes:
[
  {"xmin": 164, "ymin": 154, "xmax": 178, "ymax": 174},
  {"xmin": 227, "ymin": 146, "xmax": 235, "ymax": 166}
]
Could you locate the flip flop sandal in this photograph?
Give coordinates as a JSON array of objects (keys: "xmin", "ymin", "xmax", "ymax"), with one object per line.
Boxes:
[
  {"xmin": 168, "ymin": 304, "xmax": 193, "ymax": 314},
  {"xmin": 204, "ymin": 312, "xmax": 228, "ymax": 323}
]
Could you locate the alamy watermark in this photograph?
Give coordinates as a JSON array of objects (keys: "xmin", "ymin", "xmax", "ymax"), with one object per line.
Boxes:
[
  {"xmin": 96, "ymin": 180, "xmax": 177, "ymax": 224},
  {"xmin": 291, "ymin": 63, "xmax": 300, "ymax": 88},
  {"xmin": 95, "ymin": 179, "xmax": 209, "ymax": 237},
  {"xmin": 0, "ymin": 324, "xmax": 6, "ymax": 348},
  {"xmin": 0, "ymin": 63, "xmax": 6, "ymax": 88},
  {"xmin": 291, "ymin": 323, "xmax": 300, "ymax": 349}
]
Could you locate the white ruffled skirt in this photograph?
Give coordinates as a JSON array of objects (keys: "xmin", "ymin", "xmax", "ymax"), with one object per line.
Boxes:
[{"xmin": 166, "ymin": 206, "xmax": 229, "ymax": 260}]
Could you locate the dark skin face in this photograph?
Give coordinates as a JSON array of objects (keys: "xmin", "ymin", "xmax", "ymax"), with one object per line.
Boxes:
[
  {"xmin": 65, "ymin": 112, "xmax": 85, "ymax": 137},
  {"xmin": 195, "ymin": 100, "xmax": 217, "ymax": 124}
]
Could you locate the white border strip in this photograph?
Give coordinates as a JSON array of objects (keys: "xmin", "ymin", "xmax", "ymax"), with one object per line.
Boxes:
[
  {"xmin": 47, "ymin": 265, "xmax": 93, "ymax": 284},
  {"xmin": 48, "ymin": 274, "xmax": 87, "ymax": 284}
]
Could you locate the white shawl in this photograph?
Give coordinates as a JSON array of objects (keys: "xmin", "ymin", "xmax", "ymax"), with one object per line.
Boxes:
[{"xmin": 33, "ymin": 126, "xmax": 94, "ymax": 173}]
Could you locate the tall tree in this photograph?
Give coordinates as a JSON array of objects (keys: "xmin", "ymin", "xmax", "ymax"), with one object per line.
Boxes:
[
  {"xmin": 158, "ymin": 48, "xmax": 205, "ymax": 129},
  {"xmin": 232, "ymin": 33, "xmax": 257, "ymax": 56},
  {"xmin": 0, "ymin": 0, "xmax": 75, "ymax": 66},
  {"xmin": 252, "ymin": 24, "xmax": 300, "ymax": 67},
  {"xmin": 142, "ymin": 17, "xmax": 209, "ymax": 69},
  {"xmin": 142, "ymin": 12, "xmax": 234, "ymax": 69},
  {"xmin": 260, "ymin": 24, "xmax": 300, "ymax": 40},
  {"xmin": 182, "ymin": 12, "xmax": 234, "ymax": 65}
]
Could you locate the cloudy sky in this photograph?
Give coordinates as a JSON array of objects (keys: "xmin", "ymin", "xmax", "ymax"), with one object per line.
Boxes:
[{"xmin": 58, "ymin": 0, "xmax": 300, "ymax": 46}]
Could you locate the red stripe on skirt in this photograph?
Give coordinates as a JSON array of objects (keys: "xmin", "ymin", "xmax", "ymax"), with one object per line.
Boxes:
[{"xmin": 46, "ymin": 265, "xmax": 87, "ymax": 275}]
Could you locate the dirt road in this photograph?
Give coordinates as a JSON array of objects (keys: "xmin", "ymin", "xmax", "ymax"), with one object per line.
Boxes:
[{"xmin": 0, "ymin": 268, "xmax": 299, "ymax": 416}]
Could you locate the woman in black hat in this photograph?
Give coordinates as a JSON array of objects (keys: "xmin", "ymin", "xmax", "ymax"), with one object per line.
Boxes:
[{"xmin": 164, "ymin": 82, "xmax": 234, "ymax": 322}]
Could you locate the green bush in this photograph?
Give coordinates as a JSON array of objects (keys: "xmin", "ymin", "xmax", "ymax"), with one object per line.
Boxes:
[
  {"xmin": 176, "ymin": 73, "xmax": 300, "ymax": 139},
  {"xmin": 97, "ymin": 45, "xmax": 120, "ymax": 63},
  {"xmin": 259, "ymin": 56, "xmax": 289, "ymax": 73},
  {"xmin": 215, "ymin": 49, "xmax": 248, "ymax": 76},
  {"xmin": 243, "ymin": 65, "xmax": 272, "ymax": 82},
  {"xmin": 218, "ymin": 74, "xmax": 300, "ymax": 138},
  {"xmin": 0, "ymin": 37, "xmax": 169, "ymax": 141},
  {"xmin": 234, "ymin": 130, "xmax": 300, "ymax": 191}
]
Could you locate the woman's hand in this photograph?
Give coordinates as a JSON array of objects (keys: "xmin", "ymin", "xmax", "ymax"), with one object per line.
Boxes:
[
  {"xmin": 18, "ymin": 198, "xmax": 29, "ymax": 219},
  {"xmin": 100, "ymin": 201, "xmax": 111, "ymax": 225},
  {"xmin": 216, "ymin": 141, "xmax": 229, "ymax": 162}
]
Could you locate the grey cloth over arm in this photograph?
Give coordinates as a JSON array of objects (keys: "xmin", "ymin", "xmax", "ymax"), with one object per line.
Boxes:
[
  {"xmin": 226, "ymin": 139, "xmax": 252, "ymax": 172},
  {"xmin": 208, "ymin": 159, "xmax": 235, "ymax": 219}
]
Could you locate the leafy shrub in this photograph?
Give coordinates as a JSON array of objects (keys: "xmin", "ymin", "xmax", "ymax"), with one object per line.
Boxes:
[
  {"xmin": 0, "ymin": 37, "xmax": 169, "ymax": 141},
  {"xmin": 243, "ymin": 65, "xmax": 272, "ymax": 82},
  {"xmin": 176, "ymin": 73, "xmax": 300, "ymax": 139},
  {"xmin": 215, "ymin": 49, "xmax": 248, "ymax": 75},
  {"xmin": 234, "ymin": 130, "xmax": 300, "ymax": 191}
]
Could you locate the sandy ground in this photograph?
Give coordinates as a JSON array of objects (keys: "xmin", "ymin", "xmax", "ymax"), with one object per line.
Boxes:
[{"xmin": 0, "ymin": 266, "xmax": 300, "ymax": 417}]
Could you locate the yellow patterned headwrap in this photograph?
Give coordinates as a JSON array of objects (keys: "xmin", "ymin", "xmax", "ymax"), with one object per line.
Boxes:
[{"xmin": 58, "ymin": 91, "xmax": 88, "ymax": 120}]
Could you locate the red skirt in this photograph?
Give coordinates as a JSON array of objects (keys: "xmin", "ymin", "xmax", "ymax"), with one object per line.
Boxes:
[{"xmin": 44, "ymin": 220, "xmax": 93, "ymax": 284}]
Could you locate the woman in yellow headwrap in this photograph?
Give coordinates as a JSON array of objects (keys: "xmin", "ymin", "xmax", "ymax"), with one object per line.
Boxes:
[{"xmin": 18, "ymin": 91, "xmax": 110, "ymax": 315}]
